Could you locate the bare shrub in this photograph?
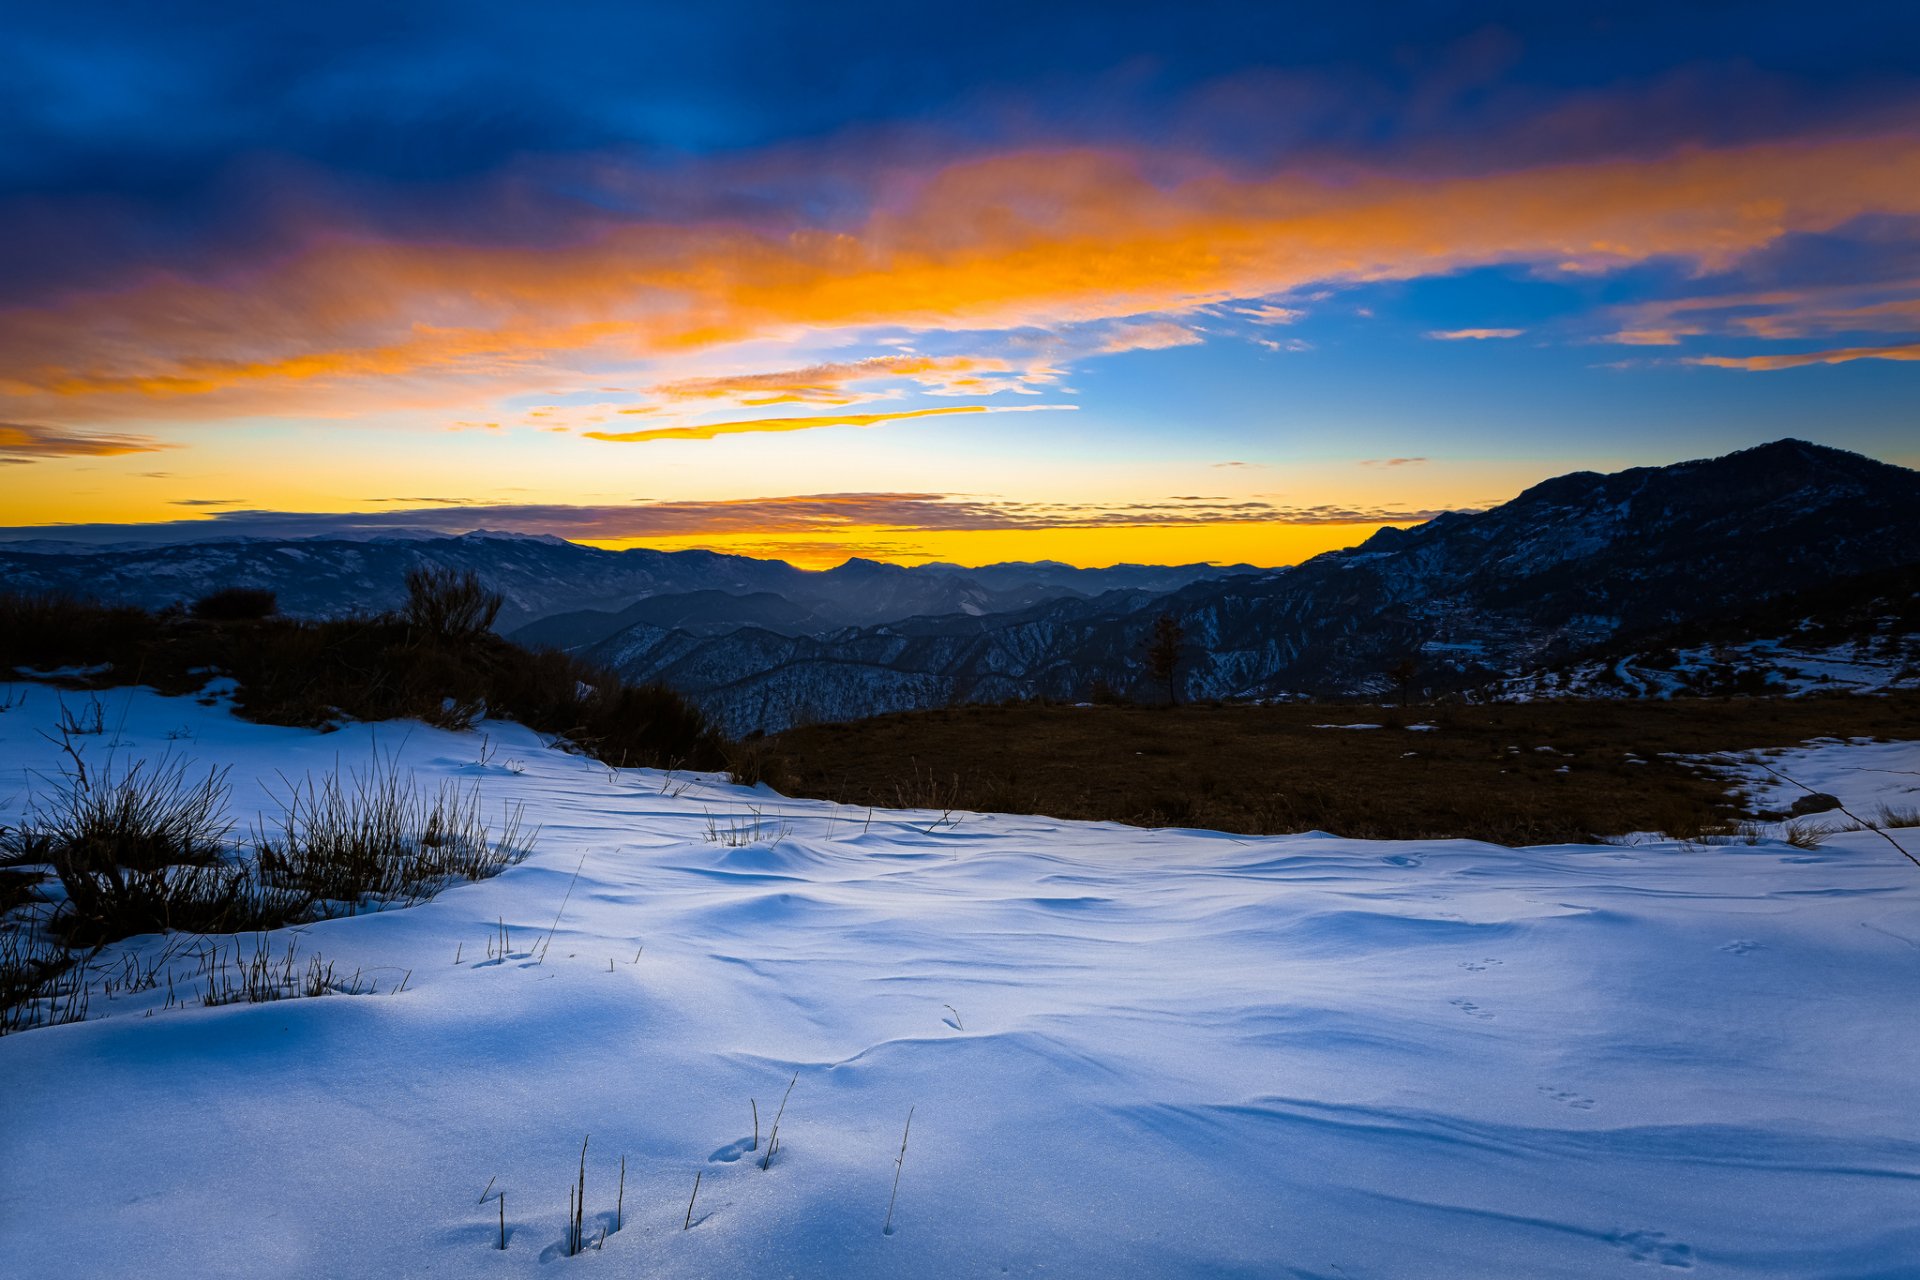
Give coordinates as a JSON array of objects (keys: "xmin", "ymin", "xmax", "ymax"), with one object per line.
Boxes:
[
  {"xmin": 0, "ymin": 928, "xmax": 86, "ymax": 1037},
  {"xmin": 404, "ymin": 566, "xmax": 501, "ymax": 642},
  {"xmin": 29, "ymin": 753, "xmax": 302, "ymax": 942},
  {"xmin": 1859, "ymin": 803, "xmax": 1920, "ymax": 830},
  {"xmin": 1782, "ymin": 818, "xmax": 1830, "ymax": 850}
]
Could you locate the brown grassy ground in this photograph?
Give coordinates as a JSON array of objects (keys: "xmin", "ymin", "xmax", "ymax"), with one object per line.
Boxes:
[{"xmin": 762, "ymin": 694, "xmax": 1920, "ymax": 845}]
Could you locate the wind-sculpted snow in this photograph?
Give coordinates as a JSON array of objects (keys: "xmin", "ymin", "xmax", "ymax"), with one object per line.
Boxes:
[{"xmin": 2, "ymin": 685, "xmax": 1918, "ymax": 1277}]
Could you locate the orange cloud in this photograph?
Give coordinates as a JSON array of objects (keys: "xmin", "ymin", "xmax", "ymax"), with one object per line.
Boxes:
[
  {"xmin": 0, "ymin": 421, "xmax": 169, "ymax": 460},
  {"xmin": 582, "ymin": 403, "xmax": 1073, "ymax": 443},
  {"xmin": 1426, "ymin": 328, "xmax": 1524, "ymax": 340},
  {"xmin": 6, "ymin": 130, "xmax": 1920, "ymax": 422},
  {"xmin": 1688, "ymin": 341, "xmax": 1920, "ymax": 371},
  {"xmin": 649, "ymin": 354, "xmax": 1019, "ymax": 405}
]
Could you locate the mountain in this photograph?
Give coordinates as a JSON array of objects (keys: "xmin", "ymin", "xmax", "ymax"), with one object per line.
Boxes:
[
  {"xmin": 1478, "ymin": 561, "xmax": 1920, "ymax": 700},
  {"xmin": 0, "ymin": 530, "xmax": 1249, "ymax": 636},
  {"xmin": 510, "ymin": 591, "xmax": 833, "ymax": 647},
  {"xmin": 586, "ymin": 440, "xmax": 1920, "ymax": 733}
]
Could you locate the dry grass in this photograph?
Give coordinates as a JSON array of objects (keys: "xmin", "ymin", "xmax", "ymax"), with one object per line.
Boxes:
[
  {"xmin": 255, "ymin": 760, "xmax": 531, "ymax": 913},
  {"xmin": 7, "ymin": 740, "xmax": 534, "ymax": 956},
  {"xmin": 764, "ymin": 693, "xmax": 1920, "ymax": 845}
]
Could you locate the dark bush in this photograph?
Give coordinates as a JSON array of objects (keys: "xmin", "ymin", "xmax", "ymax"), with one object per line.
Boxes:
[
  {"xmin": 404, "ymin": 566, "xmax": 501, "ymax": 642},
  {"xmin": 0, "ymin": 593, "xmax": 150, "ymax": 672},
  {"xmin": 0, "ymin": 589, "xmax": 729, "ymax": 773},
  {"xmin": 191, "ymin": 588, "xmax": 278, "ymax": 621}
]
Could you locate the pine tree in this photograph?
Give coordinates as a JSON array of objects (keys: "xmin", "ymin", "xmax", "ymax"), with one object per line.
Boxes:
[{"xmin": 1147, "ymin": 613, "xmax": 1185, "ymax": 706}]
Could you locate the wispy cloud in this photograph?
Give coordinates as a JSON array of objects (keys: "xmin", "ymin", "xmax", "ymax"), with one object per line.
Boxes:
[
  {"xmin": 0, "ymin": 493, "xmax": 1454, "ymax": 547},
  {"xmin": 0, "ymin": 422, "xmax": 169, "ymax": 460},
  {"xmin": 1688, "ymin": 341, "xmax": 1920, "ymax": 371},
  {"xmin": 649, "ymin": 355, "xmax": 1023, "ymax": 406},
  {"xmin": 1359, "ymin": 457, "xmax": 1430, "ymax": 467},
  {"xmin": 1425, "ymin": 328, "xmax": 1524, "ymax": 340},
  {"xmin": 1092, "ymin": 319, "xmax": 1204, "ymax": 353},
  {"xmin": 583, "ymin": 403, "xmax": 1072, "ymax": 444},
  {"xmin": 1601, "ymin": 279, "xmax": 1920, "ymax": 346},
  {"xmin": 1230, "ymin": 304, "xmax": 1305, "ymax": 325}
]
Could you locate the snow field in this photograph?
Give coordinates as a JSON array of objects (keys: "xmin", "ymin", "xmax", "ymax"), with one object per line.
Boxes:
[{"xmin": 2, "ymin": 684, "xmax": 1918, "ymax": 1278}]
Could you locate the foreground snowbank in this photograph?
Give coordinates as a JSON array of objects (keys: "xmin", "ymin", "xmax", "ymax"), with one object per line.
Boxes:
[{"xmin": 2, "ymin": 685, "xmax": 1918, "ymax": 1278}]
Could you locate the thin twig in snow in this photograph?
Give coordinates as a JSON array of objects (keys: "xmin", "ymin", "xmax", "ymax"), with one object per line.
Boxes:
[
  {"xmin": 884, "ymin": 1106, "xmax": 915, "ymax": 1235},
  {"xmin": 537, "ymin": 853, "xmax": 588, "ymax": 963}
]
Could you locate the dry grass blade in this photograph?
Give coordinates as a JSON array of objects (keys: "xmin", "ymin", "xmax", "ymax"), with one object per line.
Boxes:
[
  {"xmin": 884, "ymin": 1105, "xmax": 914, "ymax": 1235},
  {"xmin": 760, "ymin": 1072, "xmax": 798, "ymax": 1170}
]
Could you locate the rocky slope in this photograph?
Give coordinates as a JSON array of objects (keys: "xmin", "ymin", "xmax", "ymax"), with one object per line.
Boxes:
[{"xmin": 586, "ymin": 440, "xmax": 1920, "ymax": 732}]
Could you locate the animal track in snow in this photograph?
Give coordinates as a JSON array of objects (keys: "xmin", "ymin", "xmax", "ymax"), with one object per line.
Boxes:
[
  {"xmin": 1538, "ymin": 1085, "xmax": 1595, "ymax": 1110},
  {"xmin": 1606, "ymin": 1229, "xmax": 1694, "ymax": 1269},
  {"xmin": 1448, "ymin": 998, "xmax": 1494, "ymax": 1020},
  {"xmin": 1458, "ymin": 957, "xmax": 1504, "ymax": 972},
  {"xmin": 708, "ymin": 1137, "xmax": 756, "ymax": 1163},
  {"xmin": 1719, "ymin": 939, "xmax": 1761, "ymax": 955}
]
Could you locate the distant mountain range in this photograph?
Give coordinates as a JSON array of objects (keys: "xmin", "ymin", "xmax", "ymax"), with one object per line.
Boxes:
[
  {"xmin": 581, "ymin": 439, "xmax": 1920, "ymax": 732},
  {"xmin": 6, "ymin": 439, "xmax": 1915, "ymax": 734},
  {"xmin": 0, "ymin": 531, "xmax": 1249, "ymax": 639}
]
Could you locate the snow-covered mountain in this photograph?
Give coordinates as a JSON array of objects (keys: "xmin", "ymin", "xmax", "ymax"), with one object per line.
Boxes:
[
  {"xmin": 0, "ymin": 532, "xmax": 1247, "ymax": 635},
  {"xmin": 587, "ymin": 440, "xmax": 1920, "ymax": 733},
  {"xmin": 1481, "ymin": 562, "xmax": 1920, "ymax": 700}
]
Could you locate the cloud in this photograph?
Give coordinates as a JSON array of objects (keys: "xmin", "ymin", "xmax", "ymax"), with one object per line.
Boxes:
[
  {"xmin": 0, "ymin": 493, "xmax": 1454, "ymax": 547},
  {"xmin": 9, "ymin": 129, "xmax": 1920, "ymax": 424},
  {"xmin": 1687, "ymin": 341, "xmax": 1920, "ymax": 371},
  {"xmin": 1230, "ymin": 304, "xmax": 1305, "ymax": 325},
  {"xmin": 1601, "ymin": 278, "xmax": 1920, "ymax": 346},
  {"xmin": 168, "ymin": 498, "xmax": 247, "ymax": 507},
  {"xmin": 0, "ymin": 422, "xmax": 169, "ymax": 460},
  {"xmin": 583, "ymin": 403, "xmax": 1071, "ymax": 444},
  {"xmin": 650, "ymin": 355, "xmax": 1021, "ymax": 406},
  {"xmin": 1359, "ymin": 457, "xmax": 1429, "ymax": 467},
  {"xmin": 1092, "ymin": 319, "xmax": 1204, "ymax": 353},
  {"xmin": 1425, "ymin": 328, "xmax": 1524, "ymax": 340}
]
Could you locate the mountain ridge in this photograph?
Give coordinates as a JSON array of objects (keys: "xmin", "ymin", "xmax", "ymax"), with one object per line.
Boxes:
[{"xmin": 582, "ymin": 439, "xmax": 1920, "ymax": 732}]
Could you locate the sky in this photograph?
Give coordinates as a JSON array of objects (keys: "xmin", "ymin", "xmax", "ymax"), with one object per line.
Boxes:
[{"xmin": 2, "ymin": 1, "xmax": 1918, "ymax": 568}]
